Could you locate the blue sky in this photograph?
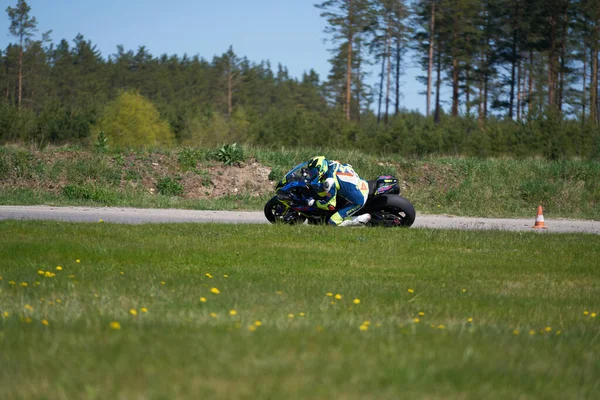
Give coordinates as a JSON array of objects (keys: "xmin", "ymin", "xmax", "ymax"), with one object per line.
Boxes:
[{"xmin": 1, "ymin": 0, "xmax": 429, "ymax": 113}]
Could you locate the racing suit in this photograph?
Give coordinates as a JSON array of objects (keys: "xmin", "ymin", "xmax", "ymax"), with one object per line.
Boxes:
[{"xmin": 310, "ymin": 160, "xmax": 370, "ymax": 226}]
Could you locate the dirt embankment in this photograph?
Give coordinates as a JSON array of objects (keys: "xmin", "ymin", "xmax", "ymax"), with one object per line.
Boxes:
[{"xmin": 0, "ymin": 149, "xmax": 275, "ymax": 200}]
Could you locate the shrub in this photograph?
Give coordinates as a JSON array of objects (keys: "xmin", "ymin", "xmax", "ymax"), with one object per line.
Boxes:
[
  {"xmin": 216, "ymin": 143, "xmax": 245, "ymax": 166},
  {"xmin": 156, "ymin": 176, "xmax": 184, "ymax": 196}
]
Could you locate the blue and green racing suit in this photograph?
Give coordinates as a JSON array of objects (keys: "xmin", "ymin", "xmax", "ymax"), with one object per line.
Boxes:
[{"xmin": 309, "ymin": 160, "xmax": 370, "ymax": 226}]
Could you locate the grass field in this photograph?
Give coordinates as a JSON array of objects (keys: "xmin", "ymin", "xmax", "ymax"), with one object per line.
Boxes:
[{"xmin": 1, "ymin": 221, "xmax": 599, "ymax": 399}]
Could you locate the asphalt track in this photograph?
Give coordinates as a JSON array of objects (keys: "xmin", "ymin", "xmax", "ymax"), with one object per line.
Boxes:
[{"xmin": 1, "ymin": 205, "xmax": 599, "ymax": 234}]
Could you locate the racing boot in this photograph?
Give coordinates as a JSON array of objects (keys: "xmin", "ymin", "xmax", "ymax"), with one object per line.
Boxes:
[{"xmin": 339, "ymin": 213, "xmax": 371, "ymax": 227}]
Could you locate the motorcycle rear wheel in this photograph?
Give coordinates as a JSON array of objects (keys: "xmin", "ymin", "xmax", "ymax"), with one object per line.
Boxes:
[{"xmin": 365, "ymin": 195, "xmax": 416, "ymax": 227}]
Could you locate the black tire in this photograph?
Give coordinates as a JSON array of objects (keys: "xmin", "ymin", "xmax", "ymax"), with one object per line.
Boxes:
[
  {"xmin": 363, "ymin": 195, "xmax": 416, "ymax": 227},
  {"xmin": 264, "ymin": 196, "xmax": 306, "ymax": 225}
]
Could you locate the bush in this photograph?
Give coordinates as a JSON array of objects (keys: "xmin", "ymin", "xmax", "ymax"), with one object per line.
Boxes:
[
  {"xmin": 156, "ymin": 176, "xmax": 184, "ymax": 196},
  {"xmin": 92, "ymin": 90, "xmax": 175, "ymax": 148},
  {"xmin": 215, "ymin": 143, "xmax": 245, "ymax": 166}
]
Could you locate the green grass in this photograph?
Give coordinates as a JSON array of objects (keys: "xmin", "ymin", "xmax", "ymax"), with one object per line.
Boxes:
[{"xmin": 1, "ymin": 221, "xmax": 599, "ymax": 399}]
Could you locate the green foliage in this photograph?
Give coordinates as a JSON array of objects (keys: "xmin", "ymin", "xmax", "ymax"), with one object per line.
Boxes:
[
  {"xmin": 62, "ymin": 183, "xmax": 118, "ymax": 204},
  {"xmin": 177, "ymin": 147, "xmax": 208, "ymax": 171},
  {"xmin": 94, "ymin": 131, "xmax": 109, "ymax": 153},
  {"xmin": 93, "ymin": 91, "xmax": 175, "ymax": 149},
  {"xmin": 215, "ymin": 143, "xmax": 245, "ymax": 166},
  {"xmin": 156, "ymin": 176, "xmax": 184, "ymax": 196}
]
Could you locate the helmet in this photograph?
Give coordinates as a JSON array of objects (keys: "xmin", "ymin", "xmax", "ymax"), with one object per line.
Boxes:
[{"xmin": 307, "ymin": 156, "xmax": 328, "ymax": 181}]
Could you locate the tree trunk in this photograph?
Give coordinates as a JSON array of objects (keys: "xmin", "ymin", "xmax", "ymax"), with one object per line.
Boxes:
[
  {"xmin": 18, "ymin": 41, "xmax": 23, "ymax": 109},
  {"xmin": 395, "ymin": 35, "xmax": 401, "ymax": 115},
  {"xmin": 426, "ymin": 0, "xmax": 436, "ymax": 117},
  {"xmin": 517, "ymin": 56, "xmax": 522, "ymax": 120},
  {"xmin": 548, "ymin": 14, "xmax": 557, "ymax": 108},
  {"xmin": 452, "ymin": 57, "xmax": 459, "ymax": 117},
  {"xmin": 377, "ymin": 44, "xmax": 386, "ymax": 124},
  {"xmin": 356, "ymin": 41, "xmax": 362, "ymax": 124},
  {"xmin": 509, "ymin": 0, "xmax": 520, "ymax": 119},
  {"xmin": 582, "ymin": 31, "xmax": 587, "ymax": 124},
  {"xmin": 434, "ymin": 42, "xmax": 442, "ymax": 124},
  {"xmin": 528, "ymin": 50, "xmax": 534, "ymax": 115},
  {"xmin": 227, "ymin": 67, "xmax": 233, "ymax": 117},
  {"xmin": 592, "ymin": 46, "xmax": 598, "ymax": 124},
  {"xmin": 345, "ymin": 0, "xmax": 354, "ymax": 121},
  {"xmin": 558, "ymin": 1, "xmax": 569, "ymax": 114},
  {"xmin": 385, "ymin": 29, "xmax": 392, "ymax": 125}
]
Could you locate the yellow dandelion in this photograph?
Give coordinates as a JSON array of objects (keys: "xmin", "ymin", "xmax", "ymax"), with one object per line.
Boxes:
[
  {"xmin": 99, "ymin": 219, "xmax": 104, "ymax": 223},
  {"xmin": 76, "ymin": 259, "xmax": 80, "ymax": 263},
  {"xmin": 41, "ymin": 319, "xmax": 49, "ymax": 326},
  {"xmin": 37, "ymin": 270, "xmax": 44, "ymax": 275},
  {"xmin": 418, "ymin": 311, "xmax": 425, "ymax": 316},
  {"xmin": 299, "ymin": 312, "xmax": 305, "ymax": 317},
  {"xmin": 205, "ymin": 273, "xmax": 213, "ymax": 278},
  {"xmin": 200, "ymin": 297, "xmax": 207, "ymax": 303},
  {"xmin": 335, "ymin": 294, "xmax": 342, "ymax": 300},
  {"xmin": 363, "ymin": 320, "xmax": 371, "ymax": 326},
  {"xmin": 437, "ymin": 324, "xmax": 446, "ymax": 330},
  {"xmin": 223, "ymin": 274, "xmax": 229, "ymax": 278},
  {"xmin": 513, "ymin": 329, "xmax": 520, "ymax": 335},
  {"xmin": 413, "ymin": 318, "xmax": 420, "ymax": 323},
  {"xmin": 276, "ymin": 291, "xmax": 283, "ymax": 295},
  {"xmin": 141, "ymin": 307, "xmax": 148, "ymax": 313},
  {"xmin": 288, "ymin": 314, "xmax": 294, "ymax": 319},
  {"xmin": 529, "ymin": 330, "xmax": 535, "ymax": 335},
  {"xmin": 56, "ymin": 266, "xmax": 63, "ymax": 271},
  {"xmin": 326, "ymin": 292, "xmax": 333, "ymax": 297},
  {"xmin": 24, "ymin": 317, "xmax": 32, "ymax": 324},
  {"xmin": 210, "ymin": 312, "xmax": 218, "ymax": 318},
  {"xmin": 462, "ymin": 288, "xmax": 467, "ymax": 293},
  {"xmin": 210, "ymin": 287, "xmax": 220, "ymax": 294},
  {"xmin": 330, "ymin": 301, "xmax": 335, "ymax": 305},
  {"xmin": 110, "ymin": 321, "xmax": 121, "ymax": 330},
  {"xmin": 3, "ymin": 312, "xmax": 9, "ymax": 317},
  {"xmin": 24, "ymin": 304, "xmax": 33, "ymax": 311},
  {"xmin": 9, "ymin": 281, "xmax": 16, "ymax": 285},
  {"xmin": 592, "ymin": 313, "xmax": 597, "ymax": 318},
  {"xmin": 21, "ymin": 282, "xmax": 28, "ymax": 287},
  {"xmin": 467, "ymin": 317, "xmax": 473, "ymax": 323},
  {"xmin": 353, "ymin": 298, "xmax": 361, "ymax": 305},
  {"xmin": 55, "ymin": 299, "xmax": 61, "ymax": 303},
  {"xmin": 120, "ymin": 272, "xmax": 124, "ymax": 275},
  {"xmin": 556, "ymin": 330, "xmax": 562, "ymax": 335},
  {"xmin": 545, "ymin": 326, "xmax": 552, "ymax": 332},
  {"xmin": 229, "ymin": 310, "xmax": 237, "ymax": 316},
  {"xmin": 254, "ymin": 320, "xmax": 263, "ymax": 326},
  {"xmin": 248, "ymin": 325, "xmax": 257, "ymax": 332},
  {"xmin": 359, "ymin": 325, "xmax": 368, "ymax": 331},
  {"xmin": 583, "ymin": 311, "xmax": 589, "ymax": 316},
  {"xmin": 129, "ymin": 309, "xmax": 138, "ymax": 316},
  {"xmin": 161, "ymin": 281, "xmax": 166, "ymax": 285},
  {"xmin": 35, "ymin": 282, "xmax": 40, "ymax": 285},
  {"xmin": 407, "ymin": 288, "xmax": 414, "ymax": 294}
]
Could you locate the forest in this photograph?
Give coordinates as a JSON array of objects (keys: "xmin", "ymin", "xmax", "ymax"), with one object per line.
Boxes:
[{"xmin": 1, "ymin": 0, "xmax": 600, "ymax": 159}]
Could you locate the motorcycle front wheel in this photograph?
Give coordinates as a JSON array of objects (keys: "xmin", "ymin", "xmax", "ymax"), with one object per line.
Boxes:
[{"xmin": 264, "ymin": 196, "xmax": 307, "ymax": 225}]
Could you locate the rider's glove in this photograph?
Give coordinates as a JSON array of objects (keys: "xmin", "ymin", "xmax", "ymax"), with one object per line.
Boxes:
[{"xmin": 306, "ymin": 198, "xmax": 315, "ymax": 207}]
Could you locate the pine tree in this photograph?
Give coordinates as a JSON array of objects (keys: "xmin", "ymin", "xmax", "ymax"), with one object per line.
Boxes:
[{"xmin": 6, "ymin": 0, "xmax": 37, "ymax": 108}]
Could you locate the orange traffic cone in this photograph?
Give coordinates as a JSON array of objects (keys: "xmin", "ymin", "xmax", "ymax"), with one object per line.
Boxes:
[{"xmin": 532, "ymin": 205, "xmax": 548, "ymax": 229}]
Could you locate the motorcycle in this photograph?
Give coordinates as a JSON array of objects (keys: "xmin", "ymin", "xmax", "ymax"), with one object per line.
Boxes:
[{"xmin": 264, "ymin": 162, "xmax": 416, "ymax": 227}]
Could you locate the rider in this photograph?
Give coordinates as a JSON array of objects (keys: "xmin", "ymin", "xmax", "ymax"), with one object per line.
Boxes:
[{"xmin": 305, "ymin": 156, "xmax": 371, "ymax": 227}]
